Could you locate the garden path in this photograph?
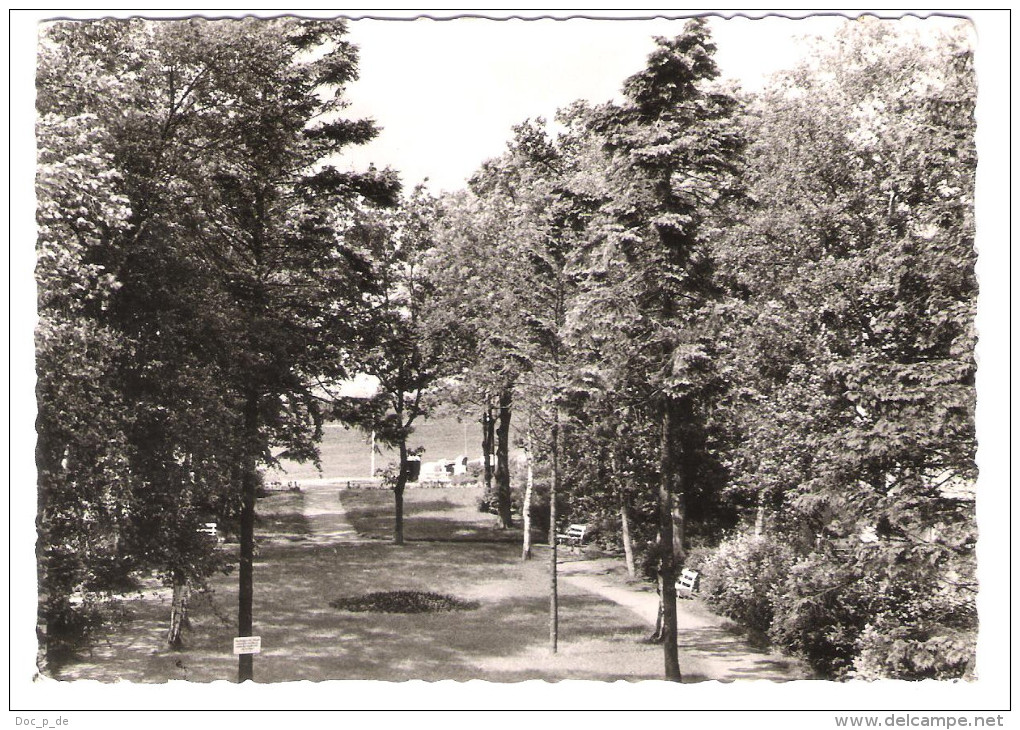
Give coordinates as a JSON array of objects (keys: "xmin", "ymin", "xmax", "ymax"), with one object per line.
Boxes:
[
  {"xmin": 299, "ymin": 482, "xmax": 364, "ymax": 544},
  {"xmin": 560, "ymin": 557, "xmax": 811, "ymax": 682},
  {"xmin": 261, "ymin": 481, "xmax": 365, "ymax": 546}
]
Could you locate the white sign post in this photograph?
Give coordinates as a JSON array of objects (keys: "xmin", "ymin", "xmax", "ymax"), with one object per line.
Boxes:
[{"xmin": 233, "ymin": 636, "xmax": 262, "ymax": 655}]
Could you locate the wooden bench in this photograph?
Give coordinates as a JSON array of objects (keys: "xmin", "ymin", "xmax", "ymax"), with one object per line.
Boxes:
[
  {"xmin": 556, "ymin": 524, "xmax": 588, "ymax": 548},
  {"xmin": 197, "ymin": 522, "xmax": 219, "ymax": 541},
  {"xmin": 675, "ymin": 569, "xmax": 699, "ymax": 598}
]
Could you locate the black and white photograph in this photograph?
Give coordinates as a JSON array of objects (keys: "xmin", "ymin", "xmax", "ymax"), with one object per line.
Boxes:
[{"xmin": 9, "ymin": 7, "xmax": 1011, "ymax": 724}]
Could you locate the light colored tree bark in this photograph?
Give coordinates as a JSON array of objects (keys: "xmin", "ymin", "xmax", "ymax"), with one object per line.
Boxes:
[
  {"xmin": 167, "ymin": 572, "xmax": 191, "ymax": 649},
  {"xmin": 619, "ymin": 495, "xmax": 636, "ymax": 579},
  {"xmin": 522, "ymin": 425, "xmax": 534, "ymax": 560}
]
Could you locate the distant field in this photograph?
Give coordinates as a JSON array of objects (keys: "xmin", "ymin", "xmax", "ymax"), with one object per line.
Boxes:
[{"xmin": 267, "ymin": 414, "xmax": 483, "ymax": 480}]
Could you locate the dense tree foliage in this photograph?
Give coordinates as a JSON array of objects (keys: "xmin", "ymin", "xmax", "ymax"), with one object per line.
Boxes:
[
  {"xmin": 431, "ymin": 188, "xmax": 522, "ymax": 529},
  {"xmin": 36, "ymin": 18, "xmax": 396, "ymax": 670},
  {"xmin": 707, "ymin": 18, "xmax": 977, "ymax": 679},
  {"xmin": 568, "ymin": 20, "xmax": 745, "ymax": 680},
  {"xmin": 432, "ymin": 17, "xmax": 977, "ymax": 681}
]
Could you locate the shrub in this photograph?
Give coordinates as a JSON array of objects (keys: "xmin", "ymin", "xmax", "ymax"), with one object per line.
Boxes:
[
  {"xmin": 476, "ymin": 494, "xmax": 496, "ymax": 514},
  {"xmin": 476, "ymin": 491, "xmax": 520, "ymax": 515},
  {"xmin": 851, "ymin": 580, "xmax": 977, "ymax": 680},
  {"xmin": 768, "ymin": 551, "xmax": 872, "ymax": 678},
  {"xmin": 330, "ymin": 591, "xmax": 480, "ymax": 614},
  {"xmin": 768, "ymin": 546, "xmax": 977, "ymax": 680},
  {"xmin": 852, "ymin": 621, "xmax": 975, "ymax": 680},
  {"xmin": 699, "ymin": 532, "xmax": 795, "ymax": 634},
  {"xmin": 681, "ymin": 544, "xmax": 715, "ymax": 574},
  {"xmin": 520, "ymin": 481, "xmax": 570, "ymax": 536}
]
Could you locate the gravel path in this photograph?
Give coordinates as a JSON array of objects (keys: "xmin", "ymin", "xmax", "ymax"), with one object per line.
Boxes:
[
  {"xmin": 297, "ymin": 482, "xmax": 363, "ymax": 544},
  {"xmin": 560, "ymin": 557, "xmax": 810, "ymax": 682},
  {"xmin": 260, "ymin": 481, "xmax": 369, "ymax": 546}
]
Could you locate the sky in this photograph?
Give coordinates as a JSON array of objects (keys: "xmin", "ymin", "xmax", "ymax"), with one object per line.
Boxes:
[{"xmin": 334, "ymin": 13, "xmax": 967, "ymax": 193}]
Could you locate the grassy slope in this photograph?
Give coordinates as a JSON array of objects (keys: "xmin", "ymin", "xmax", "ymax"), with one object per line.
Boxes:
[{"xmin": 267, "ymin": 415, "xmax": 481, "ymax": 481}]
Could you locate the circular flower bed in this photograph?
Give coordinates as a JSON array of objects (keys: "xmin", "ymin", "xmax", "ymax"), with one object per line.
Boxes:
[{"xmin": 329, "ymin": 590, "xmax": 480, "ymax": 614}]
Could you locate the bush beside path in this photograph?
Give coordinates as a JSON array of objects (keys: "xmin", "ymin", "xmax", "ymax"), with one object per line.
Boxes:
[{"xmin": 559, "ymin": 558, "xmax": 809, "ymax": 682}]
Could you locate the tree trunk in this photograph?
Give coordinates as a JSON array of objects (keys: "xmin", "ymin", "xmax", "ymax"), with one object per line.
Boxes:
[
  {"xmin": 370, "ymin": 430, "xmax": 376, "ymax": 479},
  {"xmin": 481, "ymin": 404, "xmax": 494, "ymax": 505},
  {"xmin": 754, "ymin": 492, "xmax": 766, "ymax": 536},
  {"xmin": 548, "ymin": 406, "xmax": 562, "ymax": 653},
  {"xmin": 648, "ymin": 575, "xmax": 665, "ymax": 643},
  {"xmin": 238, "ymin": 391, "xmax": 259, "ymax": 683},
  {"xmin": 620, "ymin": 494, "xmax": 636, "ymax": 579},
  {"xmin": 657, "ymin": 396, "xmax": 682, "ymax": 682},
  {"xmin": 167, "ymin": 571, "xmax": 191, "ymax": 649},
  {"xmin": 672, "ymin": 491, "xmax": 685, "ymax": 564},
  {"xmin": 35, "ymin": 431, "xmax": 63, "ymax": 668},
  {"xmin": 494, "ymin": 387, "xmax": 513, "ymax": 528},
  {"xmin": 521, "ymin": 426, "xmax": 534, "ymax": 560},
  {"xmin": 394, "ymin": 439, "xmax": 408, "ymax": 545}
]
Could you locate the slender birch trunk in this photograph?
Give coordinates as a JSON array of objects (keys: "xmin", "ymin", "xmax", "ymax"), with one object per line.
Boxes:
[
  {"xmin": 167, "ymin": 570, "xmax": 191, "ymax": 649},
  {"xmin": 620, "ymin": 495, "xmax": 636, "ymax": 579},
  {"xmin": 611, "ymin": 452, "xmax": 636, "ymax": 579},
  {"xmin": 649, "ymin": 575, "xmax": 665, "ymax": 643},
  {"xmin": 522, "ymin": 424, "xmax": 534, "ymax": 560},
  {"xmin": 549, "ymin": 406, "xmax": 561, "ymax": 653}
]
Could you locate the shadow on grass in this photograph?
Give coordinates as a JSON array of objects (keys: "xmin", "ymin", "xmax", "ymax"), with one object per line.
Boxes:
[
  {"xmin": 256, "ymin": 512, "xmax": 312, "ymax": 537},
  {"xmin": 48, "ymin": 483, "xmax": 801, "ymax": 683},
  {"xmin": 251, "ymin": 493, "xmax": 313, "ymax": 546},
  {"xmin": 401, "ymin": 498, "xmax": 460, "ymax": 513},
  {"xmin": 50, "ymin": 539, "xmax": 668, "ymax": 683},
  {"xmin": 257, "ymin": 491, "xmax": 305, "ymax": 516},
  {"xmin": 341, "ymin": 488, "xmax": 519, "ymax": 544}
]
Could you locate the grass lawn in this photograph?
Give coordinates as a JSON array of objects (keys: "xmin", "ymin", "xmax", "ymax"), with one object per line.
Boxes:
[
  {"xmin": 48, "ymin": 486, "xmax": 670, "ymax": 682},
  {"xmin": 340, "ymin": 487, "xmax": 522, "ymax": 543}
]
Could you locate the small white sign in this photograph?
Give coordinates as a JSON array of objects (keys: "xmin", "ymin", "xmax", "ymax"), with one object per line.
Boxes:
[{"xmin": 233, "ymin": 636, "xmax": 262, "ymax": 655}]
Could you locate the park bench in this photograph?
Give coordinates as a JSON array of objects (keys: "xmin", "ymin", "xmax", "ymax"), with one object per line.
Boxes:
[
  {"xmin": 555, "ymin": 524, "xmax": 588, "ymax": 548},
  {"xmin": 675, "ymin": 569, "xmax": 699, "ymax": 598},
  {"xmin": 197, "ymin": 522, "xmax": 219, "ymax": 541}
]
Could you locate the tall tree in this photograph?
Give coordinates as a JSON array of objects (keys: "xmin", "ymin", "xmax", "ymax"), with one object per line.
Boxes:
[
  {"xmin": 36, "ymin": 20, "xmax": 241, "ymax": 655},
  {"xmin": 335, "ymin": 189, "xmax": 460, "ymax": 545},
  {"xmin": 433, "ymin": 185, "xmax": 525, "ymax": 529},
  {"xmin": 177, "ymin": 20, "xmax": 398, "ymax": 682},
  {"xmin": 435, "ymin": 117, "xmax": 591, "ymax": 647},
  {"xmin": 35, "ymin": 99, "xmax": 136, "ymax": 661},
  {"xmin": 36, "ymin": 18, "xmax": 397, "ymax": 679},
  {"xmin": 714, "ymin": 18, "xmax": 977, "ymax": 678},
  {"xmin": 574, "ymin": 21, "xmax": 744, "ymax": 680}
]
